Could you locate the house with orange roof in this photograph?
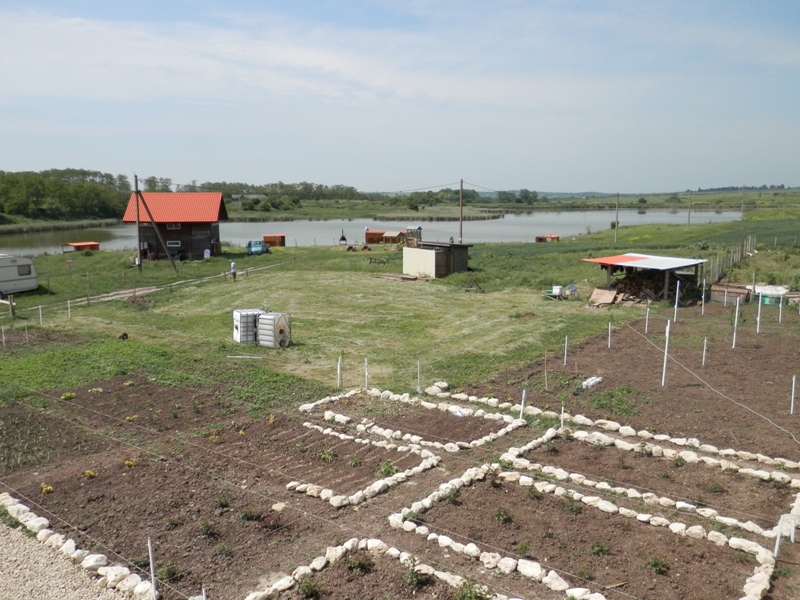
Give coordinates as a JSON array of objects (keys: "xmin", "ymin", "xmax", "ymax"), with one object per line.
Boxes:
[{"xmin": 122, "ymin": 192, "xmax": 228, "ymax": 260}]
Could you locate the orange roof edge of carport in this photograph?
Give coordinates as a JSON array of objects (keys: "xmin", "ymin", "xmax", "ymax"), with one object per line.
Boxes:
[{"xmin": 582, "ymin": 255, "xmax": 649, "ymax": 265}]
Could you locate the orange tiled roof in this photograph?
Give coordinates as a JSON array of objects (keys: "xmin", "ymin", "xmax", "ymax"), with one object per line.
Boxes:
[{"xmin": 122, "ymin": 193, "xmax": 228, "ymax": 223}]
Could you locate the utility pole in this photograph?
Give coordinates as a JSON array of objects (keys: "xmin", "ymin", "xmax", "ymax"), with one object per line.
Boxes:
[
  {"xmin": 134, "ymin": 174, "xmax": 142, "ymax": 274},
  {"xmin": 459, "ymin": 179, "xmax": 463, "ymax": 244},
  {"xmin": 614, "ymin": 192, "xmax": 619, "ymax": 243},
  {"xmin": 741, "ymin": 185, "xmax": 745, "ymax": 220}
]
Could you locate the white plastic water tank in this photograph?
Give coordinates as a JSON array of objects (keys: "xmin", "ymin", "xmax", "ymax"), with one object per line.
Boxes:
[
  {"xmin": 257, "ymin": 313, "xmax": 291, "ymax": 348},
  {"xmin": 233, "ymin": 309, "xmax": 267, "ymax": 343}
]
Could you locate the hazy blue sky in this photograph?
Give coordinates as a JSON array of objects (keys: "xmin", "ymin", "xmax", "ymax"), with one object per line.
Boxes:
[{"xmin": 1, "ymin": 1, "xmax": 798, "ymax": 193}]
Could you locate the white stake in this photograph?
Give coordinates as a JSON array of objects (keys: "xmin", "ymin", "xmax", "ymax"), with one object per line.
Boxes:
[
  {"xmin": 702, "ymin": 337, "xmax": 708, "ymax": 367},
  {"xmin": 202, "ymin": 587, "xmax": 207, "ymax": 600},
  {"xmin": 39, "ymin": 305, "xmax": 42, "ymax": 325},
  {"xmin": 732, "ymin": 297, "xmax": 740, "ymax": 349},
  {"xmin": 701, "ymin": 279, "xmax": 706, "ymax": 316},
  {"xmin": 364, "ymin": 358, "xmax": 369, "ymax": 390},
  {"xmin": 519, "ymin": 388, "xmax": 527, "ymax": 420},
  {"xmin": 67, "ymin": 299, "xmax": 71, "ymax": 319},
  {"xmin": 607, "ymin": 321, "xmax": 612, "ymax": 348},
  {"xmin": 673, "ymin": 280, "xmax": 680, "ymax": 322},
  {"xmin": 563, "ymin": 335, "xmax": 568, "ymax": 366},
  {"xmin": 757, "ymin": 293, "xmax": 763, "ymax": 333},
  {"xmin": 645, "ymin": 306, "xmax": 650, "ymax": 333},
  {"xmin": 337, "ymin": 356, "xmax": 342, "ymax": 388},
  {"xmin": 779, "ymin": 298, "xmax": 783, "ymax": 324},
  {"xmin": 774, "ymin": 515, "xmax": 784, "ymax": 557},
  {"xmin": 724, "ymin": 287, "xmax": 728, "ymax": 307},
  {"xmin": 560, "ymin": 404, "xmax": 565, "ymax": 429},
  {"xmin": 792, "ymin": 375, "xmax": 796, "ymax": 416},
  {"xmin": 661, "ymin": 320, "xmax": 671, "ymax": 387},
  {"xmin": 148, "ymin": 537, "xmax": 157, "ymax": 600}
]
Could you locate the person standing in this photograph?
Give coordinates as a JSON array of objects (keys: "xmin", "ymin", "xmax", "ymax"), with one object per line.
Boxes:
[{"xmin": 230, "ymin": 261, "xmax": 237, "ymax": 282}]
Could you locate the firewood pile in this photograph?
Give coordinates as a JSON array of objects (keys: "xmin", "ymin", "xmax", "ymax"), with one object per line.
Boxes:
[{"xmin": 610, "ymin": 270, "xmax": 695, "ymax": 304}]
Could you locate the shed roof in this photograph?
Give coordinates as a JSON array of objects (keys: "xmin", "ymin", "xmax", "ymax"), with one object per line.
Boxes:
[
  {"xmin": 582, "ymin": 253, "xmax": 706, "ymax": 271},
  {"xmin": 122, "ymin": 192, "xmax": 228, "ymax": 223}
]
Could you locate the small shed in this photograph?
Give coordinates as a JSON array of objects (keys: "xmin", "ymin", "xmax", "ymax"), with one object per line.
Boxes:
[
  {"xmin": 62, "ymin": 242, "xmax": 100, "ymax": 252},
  {"xmin": 535, "ymin": 234, "xmax": 560, "ymax": 243},
  {"xmin": 382, "ymin": 230, "xmax": 405, "ymax": 244},
  {"xmin": 364, "ymin": 229, "xmax": 387, "ymax": 244},
  {"xmin": 403, "ymin": 241, "xmax": 472, "ymax": 279},
  {"xmin": 582, "ymin": 253, "xmax": 706, "ymax": 300},
  {"xmin": 262, "ymin": 234, "xmax": 286, "ymax": 247}
]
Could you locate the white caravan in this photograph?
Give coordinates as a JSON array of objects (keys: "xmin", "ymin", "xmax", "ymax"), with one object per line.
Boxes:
[{"xmin": 0, "ymin": 254, "xmax": 39, "ymax": 295}]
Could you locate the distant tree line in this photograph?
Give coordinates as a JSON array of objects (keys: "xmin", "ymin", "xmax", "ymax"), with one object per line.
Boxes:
[
  {"xmin": 694, "ymin": 184, "xmax": 786, "ymax": 193},
  {"xmin": 0, "ymin": 169, "xmax": 382, "ymax": 220},
  {"xmin": 0, "ymin": 169, "xmax": 130, "ymax": 220},
  {"xmin": 394, "ymin": 188, "xmax": 543, "ymax": 211}
]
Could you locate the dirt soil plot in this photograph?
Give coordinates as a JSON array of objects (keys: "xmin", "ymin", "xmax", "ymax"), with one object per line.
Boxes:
[{"xmin": 4, "ymin": 302, "xmax": 800, "ymax": 599}]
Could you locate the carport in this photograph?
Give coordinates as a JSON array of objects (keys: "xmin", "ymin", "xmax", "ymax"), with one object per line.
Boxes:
[{"xmin": 582, "ymin": 253, "xmax": 706, "ymax": 300}]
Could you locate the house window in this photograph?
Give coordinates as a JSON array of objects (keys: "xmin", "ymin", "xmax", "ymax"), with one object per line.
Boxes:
[
  {"xmin": 18, "ymin": 265, "xmax": 31, "ymax": 276},
  {"xmin": 166, "ymin": 241, "xmax": 182, "ymax": 248},
  {"xmin": 166, "ymin": 223, "xmax": 181, "ymax": 230}
]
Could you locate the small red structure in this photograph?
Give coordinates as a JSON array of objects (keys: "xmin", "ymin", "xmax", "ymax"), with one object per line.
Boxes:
[
  {"xmin": 364, "ymin": 229, "xmax": 387, "ymax": 244},
  {"xmin": 535, "ymin": 234, "xmax": 560, "ymax": 243},
  {"xmin": 63, "ymin": 241, "xmax": 100, "ymax": 252},
  {"xmin": 262, "ymin": 234, "xmax": 286, "ymax": 247}
]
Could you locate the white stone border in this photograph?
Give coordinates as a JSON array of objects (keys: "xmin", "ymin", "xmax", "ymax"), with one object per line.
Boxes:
[
  {"xmin": 300, "ymin": 387, "xmax": 526, "ymax": 452},
  {"xmin": 500, "ymin": 428, "xmax": 800, "ymax": 541},
  {"xmin": 0, "ymin": 492, "xmax": 156, "ymax": 599},
  {"xmin": 388, "ymin": 443, "xmax": 777, "ymax": 600},
  {"xmin": 284, "ymin": 422, "xmax": 441, "ymax": 508},
  {"xmin": 242, "ymin": 536, "xmax": 519, "ymax": 600}
]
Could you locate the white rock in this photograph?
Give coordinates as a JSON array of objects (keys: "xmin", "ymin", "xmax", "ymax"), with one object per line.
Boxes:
[
  {"xmin": 618, "ymin": 425, "xmax": 636, "ymax": 437},
  {"xmin": 597, "ymin": 500, "xmax": 618, "ymax": 514},
  {"xmin": 329, "ymin": 495, "xmax": 349, "ymax": 508},
  {"xmin": 437, "ymin": 535, "xmax": 453, "ymax": 548},
  {"xmin": 310, "ymin": 556, "xmax": 327, "ymax": 571},
  {"xmin": 480, "ymin": 552, "xmax": 502, "ymax": 568},
  {"xmin": 517, "ymin": 559, "xmax": 545, "ymax": 581},
  {"xmin": 497, "ymin": 557, "xmax": 518, "ymax": 574},
  {"xmin": 675, "ymin": 501, "xmax": 696, "ymax": 513},
  {"xmin": 116, "ymin": 574, "xmax": 142, "ymax": 593},
  {"xmin": 292, "ymin": 566, "xmax": 313, "ymax": 580},
  {"xmin": 565, "ymin": 589, "xmax": 591, "ymax": 599},
  {"xmin": 685, "ymin": 525, "xmax": 706, "ymax": 539},
  {"xmin": 59, "ymin": 538, "xmax": 77, "ymax": 556},
  {"xmin": 325, "ymin": 545, "xmax": 347, "ymax": 564},
  {"xmin": 269, "ymin": 576, "xmax": 296, "ymax": 593},
  {"xmin": 542, "ymin": 570, "xmax": 570, "ymax": 591},
  {"xmin": 105, "ymin": 566, "xmax": 131, "ymax": 588},
  {"xmin": 669, "ymin": 523, "xmax": 687, "ymax": 535},
  {"xmin": 44, "ymin": 533, "xmax": 66, "ymax": 549},
  {"xmin": 36, "ymin": 529, "xmax": 53, "ymax": 542},
  {"xmin": 82, "ymin": 554, "xmax": 108, "ymax": 572},
  {"xmin": 25, "ymin": 517, "xmax": 50, "ymax": 533},
  {"xmin": 133, "ymin": 580, "xmax": 158, "ymax": 600},
  {"xmin": 729, "ymin": 537, "xmax": 763, "ymax": 555},
  {"xmin": 649, "ymin": 517, "xmax": 670, "ymax": 527},
  {"xmin": 464, "ymin": 543, "xmax": 481, "ymax": 558},
  {"xmin": 707, "ymin": 531, "xmax": 728, "ymax": 546}
]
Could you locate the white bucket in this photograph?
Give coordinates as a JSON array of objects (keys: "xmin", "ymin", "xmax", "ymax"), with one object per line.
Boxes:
[{"xmin": 552, "ymin": 285, "xmax": 563, "ymax": 295}]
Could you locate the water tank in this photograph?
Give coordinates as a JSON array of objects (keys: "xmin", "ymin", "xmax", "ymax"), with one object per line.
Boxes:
[
  {"xmin": 257, "ymin": 313, "xmax": 291, "ymax": 348},
  {"xmin": 233, "ymin": 309, "xmax": 267, "ymax": 343}
]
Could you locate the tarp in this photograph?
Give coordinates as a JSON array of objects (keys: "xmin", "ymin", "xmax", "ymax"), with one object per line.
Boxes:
[{"xmin": 582, "ymin": 253, "xmax": 706, "ymax": 271}]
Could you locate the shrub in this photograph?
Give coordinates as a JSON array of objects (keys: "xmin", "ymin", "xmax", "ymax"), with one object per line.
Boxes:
[
  {"xmin": 405, "ymin": 511, "xmax": 424, "ymax": 525},
  {"xmin": 346, "ymin": 457, "xmax": 361, "ymax": 468},
  {"xmin": 346, "ymin": 553, "xmax": 374, "ymax": 574},
  {"xmin": 216, "ymin": 543, "xmax": 233, "ymax": 557},
  {"xmin": 156, "ymin": 561, "xmax": 180, "ymax": 582},
  {"xmin": 403, "ymin": 557, "xmax": 427, "ymax": 588},
  {"xmin": 647, "ymin": 556, "xmax": 669, "ymax": 575},
  {"xmin": 513, "ymin": 540, "xmax": 530, "ymax": 555},
  {"xmin": 315, "ymin": 443, "xmax": 336, "ymax": 463},
  {"xmin": 565, "ymin": 497, "xmax": 583, "ymax": 515},
  {"xmin": 455, "ymin": 580, "xmax": 492, "ymax": 600},
  {"xmin": 377, "ymin": 460, "xmax": 399, "ymax": 476},
  {"xmin": 444, "ymin": 487, "xmax": 461, "ymax": 505},
  {"xmin": 214, "ymin": 491, "xmax": 230, "ymax": 508},
  {"xmin": 494, "ymin": 505, "xmax": 512, "ymax": 524},
  {"xmin": 589, "ymin": 541, "xmax": 610, "ymax": 556},
  {"xmin": 199, "ymin": 521, "xmax": 218, "ymax": 537},
  {"xmin": 297, "ymin": 578, "xmax": 323, "ymax": 599},
  {"xmin": 241, "ymin": 508, "xmax": 263, "ymax": 522}
]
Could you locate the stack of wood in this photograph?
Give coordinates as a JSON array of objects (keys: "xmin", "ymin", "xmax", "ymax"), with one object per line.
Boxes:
[{"xmin": 611, "ymin": 270, "xmax": 664, "ymax": 302}]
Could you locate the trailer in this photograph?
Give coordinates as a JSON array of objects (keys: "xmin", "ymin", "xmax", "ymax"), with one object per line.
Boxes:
[{"xmin": 0, "ymin": 255, "xmax": 38, "ymax": 295}]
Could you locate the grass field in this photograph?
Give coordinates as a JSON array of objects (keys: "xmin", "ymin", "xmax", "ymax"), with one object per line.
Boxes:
[{"xmin": 2, "ymin": 217, "xmax": 800, "ymax": 410}]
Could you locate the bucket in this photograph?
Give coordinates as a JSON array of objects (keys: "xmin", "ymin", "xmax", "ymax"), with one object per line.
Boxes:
[{"xmin": 552, "ymin": 285, "xmax": 563, "ymax": 296}]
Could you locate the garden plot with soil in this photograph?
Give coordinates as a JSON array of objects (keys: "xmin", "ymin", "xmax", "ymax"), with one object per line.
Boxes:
[{"xmin": 3, "ymin": 300, "xmax": 800, "ymax": 599}]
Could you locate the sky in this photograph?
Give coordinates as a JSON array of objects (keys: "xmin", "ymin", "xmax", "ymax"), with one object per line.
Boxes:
[{"xmin": 0, "ymin": 1, "xmax": 798, "ymax": 194}]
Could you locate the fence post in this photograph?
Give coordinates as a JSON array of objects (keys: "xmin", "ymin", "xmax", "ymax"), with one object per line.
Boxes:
[
  {"xmin": 661, "ymin": 320, "xmax": 671, "ymax": 387},
  {"xmin": 148, "ymin": 537, "xmax": 157, "ymax": 600}
]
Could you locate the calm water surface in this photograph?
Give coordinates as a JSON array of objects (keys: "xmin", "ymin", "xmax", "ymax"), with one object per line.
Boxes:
[{"xmin": 0, "ymin": 209, "xmax": 741, "ymax": 257}]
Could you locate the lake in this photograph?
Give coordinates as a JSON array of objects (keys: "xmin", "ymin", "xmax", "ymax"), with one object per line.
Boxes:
[{"xmin": 0, "ymin": 209, "xmax": 740, "ymax": 256}]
